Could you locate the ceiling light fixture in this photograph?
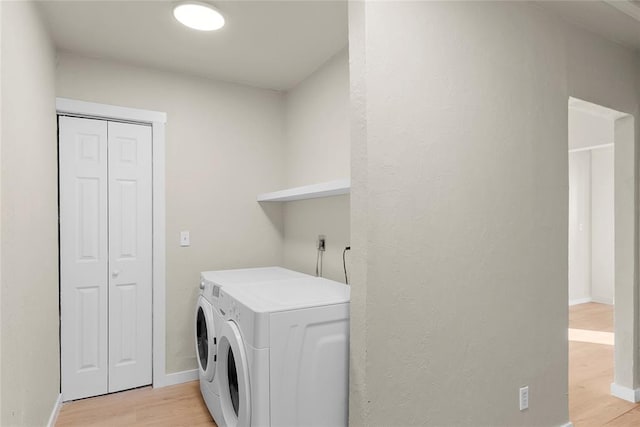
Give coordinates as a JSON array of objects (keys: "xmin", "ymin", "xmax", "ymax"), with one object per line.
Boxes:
[{"xmin": 173, "ymin": 2, "xmax": 225, "ymax": 31}]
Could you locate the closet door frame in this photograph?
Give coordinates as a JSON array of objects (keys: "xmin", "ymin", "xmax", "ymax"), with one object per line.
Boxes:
[{"xmin": 56, "ymin": 98, "xmax": 171, "ymax": 389}]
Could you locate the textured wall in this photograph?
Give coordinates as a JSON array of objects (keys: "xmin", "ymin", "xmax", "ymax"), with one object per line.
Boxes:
[
  {"xmin": 612, "ymin": 115, "xmax": 637, "ymax": 389},
  {"xmin": 56, "ymin": 53, "xmax": 286, "ymax": 374},
  {"xmin": 349, "ymin": 1, "xmax": 640, "ymax": 425},
  {"xmin": 1, "ymin": 1, "xmax": 59, "ymax": 425},
  {"xmin": 347, "ymin": 1, "xmax": 368, "ymax": 422}
]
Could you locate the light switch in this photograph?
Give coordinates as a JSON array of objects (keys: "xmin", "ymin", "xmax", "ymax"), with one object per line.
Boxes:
[{"xmin": 180, "ymin": 231, "xmax": 190, "ymax": 247}]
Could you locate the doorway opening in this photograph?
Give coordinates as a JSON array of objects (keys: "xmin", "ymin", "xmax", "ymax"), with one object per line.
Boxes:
[{"xmin": 568, "ymin": 97, "xmax": 636, "ymax": 423}]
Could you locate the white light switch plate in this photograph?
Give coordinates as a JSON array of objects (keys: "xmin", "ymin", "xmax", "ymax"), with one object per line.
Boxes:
[{"xmin": 180, "ymin": 231, "xmax": 190, "ymax": 247}]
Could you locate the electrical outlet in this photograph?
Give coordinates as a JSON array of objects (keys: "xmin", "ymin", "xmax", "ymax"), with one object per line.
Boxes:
[
  {"xmin": 519, "ymin": 386, "xmax": 529, "ymax": 411},
  {"xmin": 180, "ymin": 231, "xmax": 190, "ymax": 247},
  {"xmin": 317, "ymin": 235, "xmax": 326, "ymax": 251}
]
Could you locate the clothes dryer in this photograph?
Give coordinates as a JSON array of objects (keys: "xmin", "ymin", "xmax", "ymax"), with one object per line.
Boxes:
[
  {"xmin": 195, "ymin": 267, "xmax": 311, "ymax": 420},
  {"xmin": 213, "ymin": 277, "xmax": 350, "ymax": 427}
]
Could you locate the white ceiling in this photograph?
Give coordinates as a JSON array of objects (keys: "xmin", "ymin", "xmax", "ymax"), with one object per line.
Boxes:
[
  {"xmin": 38, "ymin": 0, "xmax": 348, "ymax": 91},
  {"xmin": 540, "ymin": 1, "xmax": 640, "ymax": 52},
  {"xmin": 38, "ymin": 1, "xmax": 637, "ymax": 91}
]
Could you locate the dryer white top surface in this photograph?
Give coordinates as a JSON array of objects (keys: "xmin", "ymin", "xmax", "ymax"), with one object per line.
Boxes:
[
  {"xmin": 223, "ymin": 277, "xmax": 350, "ymax": 313},
  {"xmin": 201, "ymin": 267, "xmax": 309, "ymax": 286}
]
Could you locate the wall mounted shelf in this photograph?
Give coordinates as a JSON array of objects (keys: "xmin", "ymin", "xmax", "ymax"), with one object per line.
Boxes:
[{"xmin": 257, "ymin": 179, "xmax": 350, "ymax": 202}]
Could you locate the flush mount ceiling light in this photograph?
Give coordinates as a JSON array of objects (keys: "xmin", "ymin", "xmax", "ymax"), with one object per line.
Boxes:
[{"xmin": 173, "ymin": 2, "xmax": 225, "ymax": 31}]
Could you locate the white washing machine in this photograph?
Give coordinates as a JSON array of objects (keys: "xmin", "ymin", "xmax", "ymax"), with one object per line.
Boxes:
[
  {"xmin": 195, "ymin": 267, "xmax": 311, "ymax": 422},
  {"xmin": 213, "ymin": 277, "xmax": 350, "ymax": 427}
]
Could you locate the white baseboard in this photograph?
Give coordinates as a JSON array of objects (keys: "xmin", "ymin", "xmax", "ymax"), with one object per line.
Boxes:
[
  {"xmin": 611, "ymin": 383, "xmax": 640, "ymax": 402},
  {"xmin": 592, "ymin": 295, "xmax": 614, "ymax": 305},
  {"xmin": 569, "ymin": 297, "xmax": 592, "ymax": 306},
  {"xmin": 559, "ymin": 423, "xmax": 574, "ymax": 427},
  {"xmin": 157, "ymin": 369, "xmax": 198, "ymax": 388},
  {"xmin": 46, "ymin": 393, "xmax": 63, "ymax": 427}
]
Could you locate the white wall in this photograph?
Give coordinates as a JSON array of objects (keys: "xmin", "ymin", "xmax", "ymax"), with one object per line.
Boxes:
[
  {"xmin": 568, "ymin": 150, "xmax": 591, "ymax": 304},
  {"xmin": 349, "ymin": 1, "xmax": 640, "ymax": 425},
  {"xmin": 56, "ymin": 52, "xmax": 286, "ymax": 374},
  {"xmin": 1, "ymin": 1, "xmax": 59, "ymax": 425},
  {"xmin": 284, "ymin": 48, "xmax": 350, "ymax": 187},
  {"xmin": 283, "ymin": 195, "xmax": 350, "ymax": 282},
  {"xmin": 281, "ymin": 48, "xmax": 351, "ymax": 282},
  {"xmin": 591, "ymin": 146, "xmax": 614, "ymax": 304}
]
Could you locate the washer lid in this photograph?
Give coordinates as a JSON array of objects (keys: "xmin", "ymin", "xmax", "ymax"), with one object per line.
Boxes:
[
  {"xmin": 224, "ymin": 277, "xmax": 350, "ymax": 313},
  {"xmin": 201, "ymin": 267, "xmax": 309, "ymax": 287}
]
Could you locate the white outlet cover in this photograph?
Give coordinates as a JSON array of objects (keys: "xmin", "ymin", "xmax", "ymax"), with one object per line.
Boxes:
[
  {"xmin": 519, "ymin": 386, "xmax": 529, "ymax": 411},
  {"xmin": 180, "ymin": 231, "xmax": 190, "ymax": 247}
]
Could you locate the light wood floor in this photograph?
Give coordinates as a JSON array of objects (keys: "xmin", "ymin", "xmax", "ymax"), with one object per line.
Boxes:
[
  {"xmin": 569, "ymin": 303, "xmax": 640, "ymax": 426},
  {"xmin": 56, "ymin": 303, "xmax": 640, "ymax": 426},
  {"xmin": 56, "ymin": 380, "xmax": 216, "ymax": 427}
]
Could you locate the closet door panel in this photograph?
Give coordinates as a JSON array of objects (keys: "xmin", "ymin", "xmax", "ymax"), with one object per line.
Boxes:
[
  {"xmin": 107, "ymin": 121, "xmax": 153, "ymax": 392},
  {"xmin": 60, "ymin": 116, "xmax": 109, "ymax": 401}
]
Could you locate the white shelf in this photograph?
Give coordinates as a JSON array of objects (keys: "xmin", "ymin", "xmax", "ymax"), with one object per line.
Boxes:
[{"xmin": 257, "ymin": 179, "xmax": 350, "ymax": 202}]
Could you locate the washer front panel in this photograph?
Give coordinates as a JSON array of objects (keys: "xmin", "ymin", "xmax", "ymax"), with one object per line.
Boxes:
[{"xmin": 217, "ymin": 320, "xmax": 251, "ymax": 427}]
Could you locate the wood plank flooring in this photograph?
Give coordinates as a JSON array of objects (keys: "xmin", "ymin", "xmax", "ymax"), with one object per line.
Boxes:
[
  {"xmin": 56, "ymin": 302, "xmax": 640, "ymax": 426},
  {"xmin": 56, "ymin": 380, "xmax": 216, "ymax": 427},
  {"xmin": 570, "ymin": 302, "xmax": 615, "ymax": 333},
  {"xmin": 569, "ymin": 303, "xmax": 640, "ymax": 426}
]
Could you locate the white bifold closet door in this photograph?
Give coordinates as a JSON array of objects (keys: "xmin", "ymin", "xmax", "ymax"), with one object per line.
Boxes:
[{"xmin": 60, "ymin": 116, "xmax": 152, "ymax": 401}]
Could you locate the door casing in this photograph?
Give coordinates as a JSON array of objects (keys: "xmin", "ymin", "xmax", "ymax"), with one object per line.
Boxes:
[{"xmin": 56, "ymin": 98, "xmax": 170, "ymax": 390}]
